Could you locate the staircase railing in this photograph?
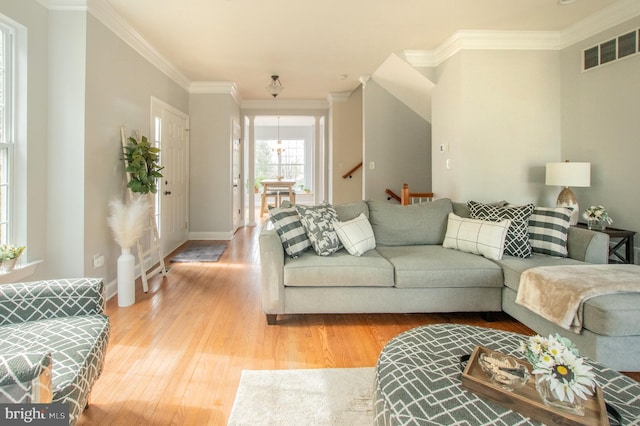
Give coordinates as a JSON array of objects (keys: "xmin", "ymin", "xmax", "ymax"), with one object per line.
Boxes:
[
  {"xmin": 386, "ymin": 183, "xmax": 434, "ymax": 205},
  {"xmin": 342, "ymin": 162, "xmax": 363, "ymax": 179}
]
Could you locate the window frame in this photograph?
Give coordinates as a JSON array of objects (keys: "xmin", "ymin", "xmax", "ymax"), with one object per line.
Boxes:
[{"xmin": 0, "ymin": 20, "xmax": 14, "ymax": 246}]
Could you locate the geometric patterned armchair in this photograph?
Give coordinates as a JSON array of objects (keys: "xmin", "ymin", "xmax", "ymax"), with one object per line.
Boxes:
[{"xmin": 0, "ymin": 278, "xmax": 110, "ymax": 425}]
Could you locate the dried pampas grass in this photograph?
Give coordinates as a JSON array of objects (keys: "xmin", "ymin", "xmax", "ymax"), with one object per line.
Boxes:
[{"xmin": 108, "ymin": 195, "xmax": 150, "ymax": 249}]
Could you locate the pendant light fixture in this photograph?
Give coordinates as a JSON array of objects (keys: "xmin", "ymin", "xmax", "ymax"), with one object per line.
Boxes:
[{"xmin": 266, "ymin": 75, "xmax": 285, "ymax": 98}]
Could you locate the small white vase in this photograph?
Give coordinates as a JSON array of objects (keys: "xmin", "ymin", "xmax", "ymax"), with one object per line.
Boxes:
[
  {"xmin": 117, "ymin": 247, "xmax": 135, "ymax": 307},
  {"xmin": 1, "ymin": 258, "xmax": 17, "ymax": 272}
]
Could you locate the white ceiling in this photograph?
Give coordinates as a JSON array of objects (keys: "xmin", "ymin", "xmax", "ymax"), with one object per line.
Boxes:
[{"xmin": 102, "ymin": 0, "xmax": 631, "ymax": 101}]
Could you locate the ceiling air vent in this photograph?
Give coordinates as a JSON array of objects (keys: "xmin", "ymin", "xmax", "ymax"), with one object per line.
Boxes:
[{"xmin": 583, "ymin": 29, "xmax": 639, "ymax": 71}]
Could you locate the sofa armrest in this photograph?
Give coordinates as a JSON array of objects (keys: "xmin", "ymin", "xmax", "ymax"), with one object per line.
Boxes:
[
  {"xmin": 0, "ymin": 278, "xmax": 106, "ymax": 326},
  {"xmin": 259, "ymin": 221, "xmax": 286, "ymax": 316},
  {"xmin": 567, "ymin": 226, "xmax": 610, "ymax": 264},
  {"xmin": 0, "ymin": 352, "xmax": 53, "ymax": 403}
]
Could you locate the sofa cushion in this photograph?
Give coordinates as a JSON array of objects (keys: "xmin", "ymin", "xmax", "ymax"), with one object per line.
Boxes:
[
  {"xmin": 367, "ymin": 198, "xmax": 453, "ymax": 246},
  {"xmin": 499, "ymin": 259, "xmax": 640, "ymax": 337},
  {"xmin": 376, "ymin": 245, "xmax": 503, "ymax": 289},
  {"xmin": 334, "ymin": 213, "xmax": 376, "ymax": 256},
  {"xmin": 469, "ymin": 201, "xmax": 535, "ymax": 258},
  {"xmin": 334, "ymin": 200, "xmax": 369, "ymax": 221},
  {"xmin": 268, "ymin": 206, "xmax": 311, "ymax": 258},
  {"xmin": 283, "ymin": 249, "xmax": 394, "ymax": 287},
  {"xmin": 494, "ymin": 255, "xmax": 586, "ymax": 292},
  {"xmin": 295, "ymin": 204, "xmax": 342, "ymax": 256},
  {"xmin": 528, "ymin": 206, "xmax": 572, "ymax": 257},
  {"xmin": 582, "ymin": 293, "xmax": 640, "ymax": 336},
  {"xmin": 442, "ymin": 213, "xmax": 511, "ymax": 260}
]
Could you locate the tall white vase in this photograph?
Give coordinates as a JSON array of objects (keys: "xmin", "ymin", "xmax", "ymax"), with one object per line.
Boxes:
[{"xmin": 117, "ymin": 247, "xmax": 135, "ymax": 307}]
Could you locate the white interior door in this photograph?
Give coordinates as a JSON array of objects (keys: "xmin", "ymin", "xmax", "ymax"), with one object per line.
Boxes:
[{"xmin": 152, "ymin": 98, "xmax": 189, "ymax": 255}]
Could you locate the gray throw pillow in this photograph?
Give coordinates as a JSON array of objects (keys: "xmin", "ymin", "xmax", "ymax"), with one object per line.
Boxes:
[
  {"xmin": 367, "ymin": 198, "xmax": 453, "ymax": 246},
  {"xmin": 333, "ymin": 200, "xmax": 370, "ymax": 221},
  {"xmin": 295, "ymin": 204, "xmax": 342, "ymax": 256},
  {"xmin": 268, "ymin": 206, "xmax": 311, "ymax": 258},
  {"xmin": 528, "ymin": 206, "xmax": 572, "ymax": 257}
]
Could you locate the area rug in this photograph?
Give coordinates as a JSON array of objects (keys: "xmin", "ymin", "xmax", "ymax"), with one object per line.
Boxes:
[
  {"xmin": 170, "ymin": 243, "xmax": 227, "ymax": 262},
  {"xmin": 228, "ymin": 367, "xmax": 375, "ymax": 425}
]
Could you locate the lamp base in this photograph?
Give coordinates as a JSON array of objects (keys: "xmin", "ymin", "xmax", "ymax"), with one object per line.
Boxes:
[{"xmin": 556, "ymin": 187, "xmax": 579, "ymax": 225}]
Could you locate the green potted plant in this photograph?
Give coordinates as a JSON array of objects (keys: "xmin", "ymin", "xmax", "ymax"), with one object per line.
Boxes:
[
  {"xmin": 0, "ymin": 244, "xmax": 25, "ymax": 272},
  {"xmin": 123, "ymin": 135, "xmax": 164, "ymax": 194}
]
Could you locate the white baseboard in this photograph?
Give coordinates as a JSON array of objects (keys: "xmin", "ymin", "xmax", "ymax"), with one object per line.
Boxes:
[
  {"xmin": 105, "ymin": 278, "xmax": 117, "ymax": 301},
  {"xmin": 188, "ymin": 231, "xmax": 232, "ymax": 240}
]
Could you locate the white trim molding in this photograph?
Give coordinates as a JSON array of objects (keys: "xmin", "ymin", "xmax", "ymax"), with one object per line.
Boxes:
[
  {"xmin": 189, "ymin": 81, "xmax": 241, "ymax": 104},
  {"xmin": 37, "ymin": 0, "xmax": 87, "ymax": 11},
  {"xmin": 327, "ymin": 91, "xmax": 352, "ymax": 104},
  {"xmin": 240, "ymin": 99, "xmax": 330, "ymax": 110},
  {"xmin": 86, "ymin": 0, "xmax": 191, "ymax": 90},
  {"xmin": 40, "ymin": 0, "xmax": 640, "ymax": 99},
  {"xmin": 405, "ymin": 0, "xmax": 640, "ymax": 68}
]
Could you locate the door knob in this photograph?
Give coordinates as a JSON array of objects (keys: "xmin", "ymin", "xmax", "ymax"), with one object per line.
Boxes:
[{"xmin": 164, "ymin": 191, "xmax": 172, "ymax": 195}]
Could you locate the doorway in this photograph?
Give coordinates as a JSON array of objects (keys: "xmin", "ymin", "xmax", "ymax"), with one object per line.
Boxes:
[
  {"xmin": 151, "ymin": 97, "xmax": 189, "ymax": 256},
  {"xmin": 246, "ymin": 115, "xmax": 324, "ymax": 223}
]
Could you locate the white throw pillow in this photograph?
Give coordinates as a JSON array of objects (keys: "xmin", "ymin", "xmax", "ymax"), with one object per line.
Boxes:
[
  {"xmin": 334, "ymin": 213, "xmax": 376, "ymax": 256},
  {"xmin": 443, "ymin": 213, "xmax": 511, "ymax": 260}
]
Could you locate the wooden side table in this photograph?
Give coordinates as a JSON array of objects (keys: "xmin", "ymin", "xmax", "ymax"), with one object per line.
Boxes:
[{"xmin": 575, "ymin": 222, "xmax": 636, "ymax": 264}]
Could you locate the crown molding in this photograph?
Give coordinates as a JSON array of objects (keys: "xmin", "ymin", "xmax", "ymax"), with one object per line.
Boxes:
[
  {"xmin": 405, "ymin": 30, "xmax": 562, "ymax": 67},
  {"xmin": 85, "ymin": 0, "xmax": 191, "ymax": 90},
  {"xmin": 405, "ymin": 0, "xmax": 640, "ymax": 68},
  {"xmin": 327, "ymin": 91, "xmax": 353, "ymax": 104},
  {"xmin": 240, "ymin": 99, "xmax": 329, "ymax": 110},
  {"xmin": 40, "ymin": 0, "xmax": 640, "ymax": 100},
  {"xmin": 559, "ymin": 0, "xmax": 640, "ymax": 48},
  {"xmin": 37, "ymin": 0, "xmax": 87, "ymax": 10},
  {"xmin": 190, "ymin": 82, "xmax": 241, "ymax": 104}
]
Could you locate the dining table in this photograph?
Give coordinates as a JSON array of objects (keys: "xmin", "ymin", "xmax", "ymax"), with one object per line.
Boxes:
[{"xmin": 260, "ymin": 179, "xmax": 296, "ymax": 216}]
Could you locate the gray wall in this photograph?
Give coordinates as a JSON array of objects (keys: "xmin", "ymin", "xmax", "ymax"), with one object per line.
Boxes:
[
  {"xmin": 2, "ymin": 2, "xmax": 190, "ymax": 294},
  {"xmin": 330, "ymin": 87, "xmax": 363, "ymax": 204},
  {"xmin": 84, "ymin": 13, "xmax": 189, "ymax": 290},
  {"xmin": 363, "ymin": 80, "xmax": 431, "ymax": 201},
  {"xmin": 561, "ymin": 16, "xmax": 640, "ymax": 245},
  {"xmin": 47, "ymin": 10, "xmax": 87, "ymax": 278},
  {"xmin": 432, "ymin": 49, "xmax": 561, "ymax": 206},
  {"xmin": 189, "ymin": 93, "xmax": 239, "ymax": 239}
]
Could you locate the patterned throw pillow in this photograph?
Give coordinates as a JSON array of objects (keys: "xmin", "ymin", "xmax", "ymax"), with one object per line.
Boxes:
[
  {"xmin": 295, "ymin": 204, "xmax": 342, "ymax": 256},
  {"xmin": 334, "ymin": 213, "xmax": 376, "ymax": 256},
  {"xmin": 268, "ymin": 206, "xmax": 311, "ymax": 258},
  {"xmin": 468, "ymin": 201, "xmax": 535, "ymax": 258},
  {"xmin": 528, "ymin": 206, "xmax": 572, "ymax": 257},
  {"xmin": 443, "ymin": 213, "xmax": 511, "ymax": 260}
]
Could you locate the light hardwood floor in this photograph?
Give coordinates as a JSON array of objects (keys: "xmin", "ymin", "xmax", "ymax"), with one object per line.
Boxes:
[{"xmin": 78, "ymin": 223, "xmax": 640, "ymax": 425}]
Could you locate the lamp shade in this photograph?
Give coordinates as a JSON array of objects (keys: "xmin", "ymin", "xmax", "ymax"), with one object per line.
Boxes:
[{"xmin": 545, "ymin": 162, "xmax": 591, "ymax": 187}]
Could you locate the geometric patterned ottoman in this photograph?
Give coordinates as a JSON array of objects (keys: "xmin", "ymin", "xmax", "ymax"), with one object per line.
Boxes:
[
  {"xmin": 374, "ymin": 324, "xmax": 640, "ymax": 425},
  {"xmin": 0, "ymin": 278, "xmax": 110, "ymax": 426}
]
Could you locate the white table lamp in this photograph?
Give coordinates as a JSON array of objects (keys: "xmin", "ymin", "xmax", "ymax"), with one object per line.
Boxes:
[{"xmin": 545, "ymin": 161, "xmax": 591, "ymax": 225}]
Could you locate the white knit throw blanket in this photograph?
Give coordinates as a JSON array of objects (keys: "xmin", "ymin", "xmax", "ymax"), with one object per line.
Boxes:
[{"xmin": 516, "ymin": 264, "xmax": 640, "ymax": 333}]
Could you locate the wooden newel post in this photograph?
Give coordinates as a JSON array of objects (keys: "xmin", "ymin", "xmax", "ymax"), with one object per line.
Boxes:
[{"xmin": 401, "ymin": 183, "xmax": 410, "ymax": 205}]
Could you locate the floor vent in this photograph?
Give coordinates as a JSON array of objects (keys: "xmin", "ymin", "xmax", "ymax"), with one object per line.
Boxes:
[{"xmin": 583, "ymin": 28, "xmax": 639, "ymax": 71}]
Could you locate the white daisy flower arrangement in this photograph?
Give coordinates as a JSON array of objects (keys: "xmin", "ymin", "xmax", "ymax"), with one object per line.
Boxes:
[
  {"xmin": 582, "ymin": 205, "xmax": 613, "ymax": 225},
  {"xmin": 521, "ymin": 334, "xmax": 596, "ymax": 404}
]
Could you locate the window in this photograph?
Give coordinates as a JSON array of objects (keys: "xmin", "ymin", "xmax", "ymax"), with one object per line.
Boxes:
[
  {"xmin": 255, "ymin": 139, "xmax": 308, "ymax": 191},
  {"xmin": 0, "ymin": 22, "xmax": 13, "ymax": 245},
  {"xmin": 252, "ymin": 115, "xmax": 316, "ymax": 205}
]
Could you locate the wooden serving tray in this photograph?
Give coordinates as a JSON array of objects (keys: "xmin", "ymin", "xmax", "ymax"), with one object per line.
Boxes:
[{"xmin": 461, "ymin": 346, "xmax": 609, "ymax": 426}]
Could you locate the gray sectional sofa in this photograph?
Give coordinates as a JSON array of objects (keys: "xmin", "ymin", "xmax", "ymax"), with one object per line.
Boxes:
[{"xmin": 260, "ymin": 199, "xmax": 640, "ymax": 371}]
